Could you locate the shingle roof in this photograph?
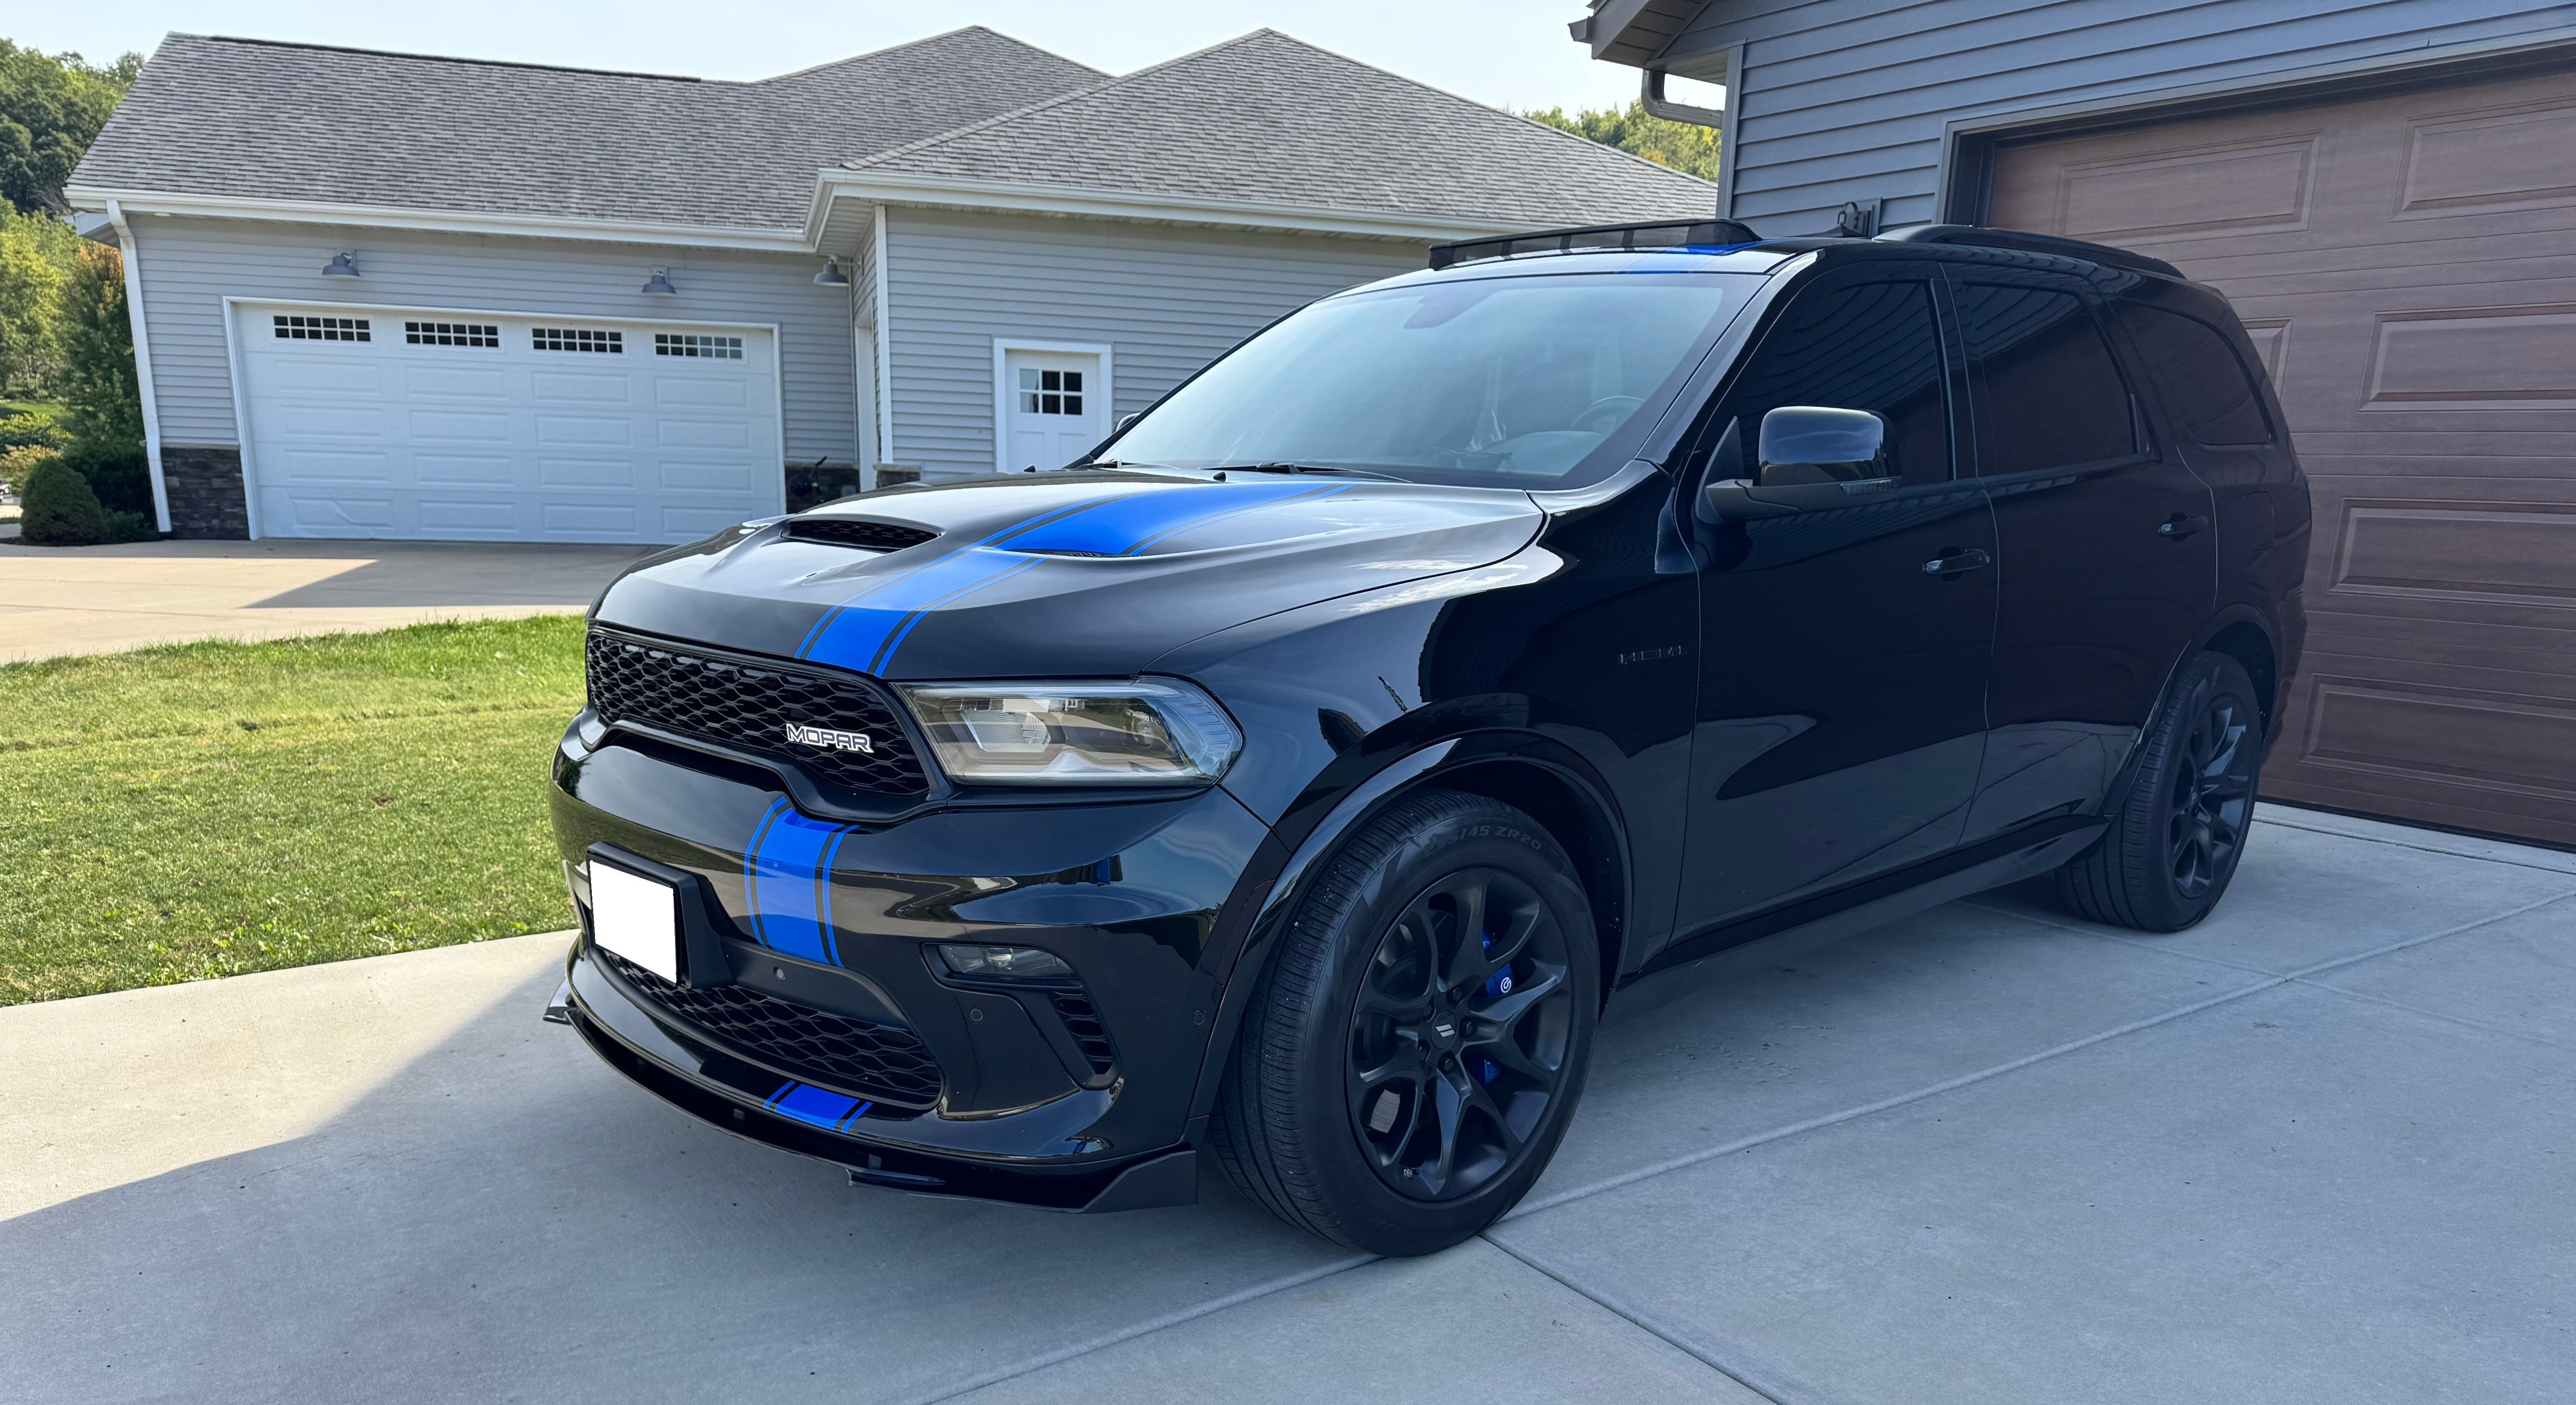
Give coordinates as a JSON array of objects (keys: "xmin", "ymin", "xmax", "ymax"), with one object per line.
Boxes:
[
  {"xmin": 72, "ymin": 28, "xmax": 1109, "ymax": 230},
  {"xmin": 846, "ymin": 31, "xmax": 1719, "ymax": 228}
]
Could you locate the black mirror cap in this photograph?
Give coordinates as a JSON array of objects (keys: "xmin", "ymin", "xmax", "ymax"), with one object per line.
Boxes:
[{"xmin": 1757, "ymin": 406, "xmax": 1888, "ymax": 485}]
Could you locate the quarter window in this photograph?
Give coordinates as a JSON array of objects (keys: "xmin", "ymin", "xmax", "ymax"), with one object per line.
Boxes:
[
  {"xmin": 274, "ymin": 314, "xmax": 370, "ymax": 342},
  {"xmin": 1953, "ymin": 285, "xmax": 2137, "ymax": 475},
  {"xmin": 2116, "ymin": 303, "xmax": 2274, "ymax": 446},
  {"xmin": 405, "ymin": 321, "xmax": 500, "ymax": 348},
  {"xmin": 533, "ymin": 327, "xmax": 623, "ymax": 354},
  {"xmin": 1020, "ymin": 368, "xmax": 1084, "ymax": 416},
  {"xmin": 654, "ymin": 333, "xmax": 742, "ymax": 359}
]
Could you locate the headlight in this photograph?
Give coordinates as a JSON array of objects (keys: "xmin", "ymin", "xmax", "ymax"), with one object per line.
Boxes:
[{"xmin": 894, "ymin": 679, "xmax": 1241, "ymax": 785}]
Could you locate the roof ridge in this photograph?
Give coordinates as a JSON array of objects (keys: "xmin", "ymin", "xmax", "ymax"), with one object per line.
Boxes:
[
  {"xmin": 841, "ymin": 28, "xmax": 1278, "ymax": 172},
  {"xmin": 758, "ymin": 25, "xmax": 1107, "ymax": 87},
  {"xmin": 175, "ymin": 33, "xmax": 706, "ymax": 83}
]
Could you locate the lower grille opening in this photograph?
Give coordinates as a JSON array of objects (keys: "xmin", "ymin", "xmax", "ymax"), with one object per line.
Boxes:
[
  {"xmin": 1048, "ymin": 991, "xmax": 1118, "ymax": 1077},
  {"xmin": 595, "ymin": 949, "xmax": 942, "ymax": 1109}
]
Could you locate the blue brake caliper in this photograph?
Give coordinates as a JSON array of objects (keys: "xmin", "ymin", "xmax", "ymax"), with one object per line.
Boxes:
[{"xmin": 1473, "ymin": 926, "xmax": 1513, "ymax": 1084}]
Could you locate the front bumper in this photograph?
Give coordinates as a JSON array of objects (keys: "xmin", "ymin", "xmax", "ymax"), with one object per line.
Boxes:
[{"xmin": 548, "ymin": 719, "xmax": 1273, "ymax": 1210}]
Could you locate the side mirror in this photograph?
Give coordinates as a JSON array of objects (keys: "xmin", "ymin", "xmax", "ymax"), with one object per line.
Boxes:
[{"xmin": 1756, "ymin": 405, "xmax": 1888, "ymax": 485}]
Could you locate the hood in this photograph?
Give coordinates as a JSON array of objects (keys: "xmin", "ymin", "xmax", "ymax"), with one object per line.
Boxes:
[{"xmin": 593, "ymin": 473, "xmax": 1543, "ymax": 679}]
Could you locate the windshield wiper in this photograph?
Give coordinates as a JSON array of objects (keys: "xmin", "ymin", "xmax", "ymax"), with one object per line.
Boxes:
[{"xmin": 1211, "ymin": 461, "xmax": 1400, "ymax": 481}]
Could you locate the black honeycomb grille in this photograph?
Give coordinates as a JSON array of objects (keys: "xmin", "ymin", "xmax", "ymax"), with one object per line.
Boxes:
[
  {"xmin": 783, "ymin": 518, "xmax": 938, "ymax": 551},
  {"xmin": 595, "ymin": 949, "xmax": 943, "ymax": 1108},
  {"xmin": 586, "ymin": 629, "xmax": 928, "ymax": 797}
]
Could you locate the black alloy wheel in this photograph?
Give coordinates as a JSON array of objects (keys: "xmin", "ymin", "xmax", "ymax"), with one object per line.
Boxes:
[
  {"xmin": 1210, "ymin": 789, "xmax": 1599, "ymax": 1256},
  {"xmin": 2059, "ymin": 651, "xmax": 2267, "ymax": 932},
  {"xmin": 1346, "ymin": 867, "xmax": 1576, "ymax": 1201}
]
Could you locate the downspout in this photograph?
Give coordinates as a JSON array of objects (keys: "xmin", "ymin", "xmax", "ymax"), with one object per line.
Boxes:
[
  {"xmin": 104, "ymin": 200, "xmax": 172, "ymax": 533},
  {"xmin": 870, "ymin": 204, "xmax": 893, "ymax": 488}
]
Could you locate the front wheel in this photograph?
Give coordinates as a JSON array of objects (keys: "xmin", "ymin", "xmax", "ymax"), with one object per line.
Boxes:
[
  {"xmin": 2057, "ymin": 651, "xmax": 2265, "ymax": 931},
  {"xmin": 1209, "ymin": 790, "xmax": 1599, "ymax": 1256}
]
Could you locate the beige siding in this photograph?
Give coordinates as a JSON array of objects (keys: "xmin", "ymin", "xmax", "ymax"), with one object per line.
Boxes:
[
  {"xmin": 125, "ymin": 215, "xmax": 858, "ymax": 463},
  {"xmin": 878, "ymin": 208, "xmax": 1425, "ymax": 479}
]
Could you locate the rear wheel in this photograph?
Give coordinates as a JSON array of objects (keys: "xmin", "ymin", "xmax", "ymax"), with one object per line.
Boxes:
[
  {"xmin": 2058, "ymin": 651, "xmax": 2264, "ymax": 931},
  {"xmin": 1209, "ymin": 790, "xmax": 1598, "ymax": 1256}
]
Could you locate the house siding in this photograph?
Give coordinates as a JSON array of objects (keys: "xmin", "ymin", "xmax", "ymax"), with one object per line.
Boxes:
[
  {"xmin": 1652, "ymin": 0, "xmax": 2576, "ymax": 233},
  {"xmin": 877, "ymin": 207, "xmax": 1426, "ymax": 479},
  {"xmin": 124, "ymin": 215, "xmax": 858, "ymax": 464}
]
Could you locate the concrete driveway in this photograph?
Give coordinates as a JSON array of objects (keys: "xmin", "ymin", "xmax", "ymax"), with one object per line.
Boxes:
[
  {"xmin": 5, "ymin": 804, "xmax": 2570, "ymax": 1404},
  {"xmin": 0, "ymin": 538, "xmax": 649, "ymax": 661}
]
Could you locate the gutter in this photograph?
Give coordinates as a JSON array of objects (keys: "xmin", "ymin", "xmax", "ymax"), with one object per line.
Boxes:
[
  {"xmin": 104, "ymin": 200, "xmax": 172, "ymax": 534},
  {"xmin": 807, "ymin": 172, "xmax": 1544, "ymax": 247},
  {"xmin": 67, "ymin": 187, "xmax": 812, "ymax": 253}
]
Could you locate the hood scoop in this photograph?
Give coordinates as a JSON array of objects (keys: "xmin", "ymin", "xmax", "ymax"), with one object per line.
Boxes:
[{"xmin": 782, "ymin": 518, "xmax": 939, "ymax": 552}]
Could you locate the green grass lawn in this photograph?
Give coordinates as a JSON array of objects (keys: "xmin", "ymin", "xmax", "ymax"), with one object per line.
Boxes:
[
  {"xmin": 1, "ymin": 400, "xmax": 65, "ymax": 421},
  {"xmin": 1, "ymin": 617, "xmax": 587, "ymax": 1005}
]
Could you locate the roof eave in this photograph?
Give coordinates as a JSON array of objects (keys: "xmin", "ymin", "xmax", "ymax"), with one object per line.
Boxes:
[
  {"xmin": 810, "ymin": 171, "xmax": 1541, "ymax": 245},
  {"xmin": 64, "ymin": 186, "xmax": 814, "ymax": 252}
]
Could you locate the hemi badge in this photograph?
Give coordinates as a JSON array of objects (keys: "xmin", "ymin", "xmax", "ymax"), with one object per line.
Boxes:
[{"xmin": 784, "ymin": 723, "xmax": 874, "ymax": 754}]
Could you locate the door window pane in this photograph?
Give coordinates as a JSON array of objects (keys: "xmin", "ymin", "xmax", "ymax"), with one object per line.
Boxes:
[
  {"xmin": 1955, "ymin": 285, "xmax": 2135, "ymax": 474},
  {"xmin": 2116, "ymin": 303, "xmax": 2274, "ymax": 446},
  {"xmin": 1720, "ymin": 281, "xmax": 1951, "ymax": 485}
]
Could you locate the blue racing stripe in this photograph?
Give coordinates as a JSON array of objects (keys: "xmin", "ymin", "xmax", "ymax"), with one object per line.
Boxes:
[
  {"xmin": 1003, "ymin": 481, "xmax": 1342, "ymax": 557},
  {"xmin": 744, "ymin": 799, "xmax": 849, "ymax": 964},
  {"xmin": 764, "ymin": 1081, "xmax": 872, "ymax": 1132},
  {"xmin": 800, "ymin": 549, "xmax": 1042, "ymax": 675},
  {"xmin": 795, "ymin": 496, "xmax": 1113, "ymax": 661}
]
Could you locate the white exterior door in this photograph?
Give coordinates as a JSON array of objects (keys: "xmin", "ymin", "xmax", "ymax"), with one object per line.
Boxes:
[
  {"xmin": 234, "ymin": 305, "xmax": 783, "ymax": 542},
  {"xmin": 999, "ymin": 346, "xmax": 1107, "ymax": 472}
]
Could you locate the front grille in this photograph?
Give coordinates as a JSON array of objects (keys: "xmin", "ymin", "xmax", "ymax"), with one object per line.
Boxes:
[
  {"xmin": 596, "ymin": 949, "xmax": 942, "ymax": 1108},
  {"xmin": 783, "ymin": 518, "xmax": 938, "ymax": 551},
  {"xmin": 586, "ymin": 629, "xmax": 929, "ymax": 798}
]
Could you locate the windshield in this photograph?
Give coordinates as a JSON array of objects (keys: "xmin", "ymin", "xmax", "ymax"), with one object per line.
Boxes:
[{"xmin": 1104, "ymin": 271, "xmax": 1756, "ymax": 488}]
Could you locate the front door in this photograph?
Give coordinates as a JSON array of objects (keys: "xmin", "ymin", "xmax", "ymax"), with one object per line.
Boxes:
[
  {"xmin": 1670, "ymin": 268, "xmax": 1998, "ymax": 937},
  {"xmin": 1946, "ymin": 274, "xmax": 2217, "ymax": 842},
  {"xmin": 1001, "ymin": 347, "xmax": 1107, "ymax": 471}
]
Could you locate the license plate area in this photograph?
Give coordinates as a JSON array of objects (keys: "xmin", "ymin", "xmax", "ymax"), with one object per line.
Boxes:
[{"xmin": 590, "ymin": 859, "xmax": 682, "ymax": 983}]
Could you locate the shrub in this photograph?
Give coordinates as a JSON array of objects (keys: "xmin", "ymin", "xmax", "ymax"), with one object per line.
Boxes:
[
  {"xmin": 63, "ymin": 439, "xmax": 150, "ymax": 516},
  {"xmin": 1, "ymin": 440, "xmax": 58, "ymax": 496},
  {"xmin": 0, "ymin": 409, "xmax": 66, "ymax": 450},
  {"xmin": 19, "ymin": 453, "xmax": 106, "ymax": 544}
]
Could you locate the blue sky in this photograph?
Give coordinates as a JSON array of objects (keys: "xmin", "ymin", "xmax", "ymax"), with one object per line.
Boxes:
[{"xmin": 16, "ymin": 1, "xmax": 1690, "ymax": 116}]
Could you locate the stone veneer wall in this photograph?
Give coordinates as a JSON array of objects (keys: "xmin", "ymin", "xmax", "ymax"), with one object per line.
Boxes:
[{"xmin": 161, "ymin": 447, "xmax": 249, "ymax": 540}]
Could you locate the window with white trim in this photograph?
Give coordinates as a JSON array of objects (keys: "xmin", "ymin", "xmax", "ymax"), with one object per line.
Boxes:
[
  {"xmin": 274, "ymin": 314, "xmax": 370, "ymax": 342},
  {"xmin": 405, "ymin": 321, "xmax": 500, "ymax": 348},
  {"xmin": 654, "ymin": 333, "xmax": 742, "ymax": 360},
  {"xmin": 1019, "ymin": 368, "xmax": 1083, "ymax": 416},
  {"xmin": 532, "ymin": 327, "xmax": 623, "ymax": 354}
]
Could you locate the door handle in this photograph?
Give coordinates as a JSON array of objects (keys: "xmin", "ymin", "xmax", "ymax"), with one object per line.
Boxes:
[
  {"xmin": 2158, "ymin": 512, "xmax": 2209, "ymax": 539},
  {"xmin": 1920, "ymin": 548, "xmax": 1992, "ymax": 577}
]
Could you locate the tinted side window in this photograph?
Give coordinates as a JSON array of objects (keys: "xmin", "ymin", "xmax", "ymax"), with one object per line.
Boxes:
[
  {"xmin": 2116, "ymin": 302, "xmax": 2274, "ymax": 446},
  {"xmin": 1954, "ymin": 284, "xmax": 2135, "ymax": 475},
  {"xmin": 1719, "ymin": 280, "xmax": 1952, "ymax": 486}
]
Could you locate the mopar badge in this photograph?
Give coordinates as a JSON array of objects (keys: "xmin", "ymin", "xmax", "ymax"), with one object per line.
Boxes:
[{"xmin": 784, "ymin": 723, "xmax": 874, "ymax": 754}]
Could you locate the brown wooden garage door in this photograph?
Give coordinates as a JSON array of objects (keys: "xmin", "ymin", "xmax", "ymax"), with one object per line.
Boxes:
[{"xmin": 1989, "ymin": 66, "xmax": 2576, "ymax": 849}]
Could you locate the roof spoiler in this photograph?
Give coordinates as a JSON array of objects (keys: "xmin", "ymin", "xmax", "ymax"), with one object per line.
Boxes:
[
  {"xmin": 1875, "ymin": 224, "xmax": 2182, "ymax": 278},
  {"xmin": 1429, "ymin": 218, "xmax": 1762, "ymax": 270}
]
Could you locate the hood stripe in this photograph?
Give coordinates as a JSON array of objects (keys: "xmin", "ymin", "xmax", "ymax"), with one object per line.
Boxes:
[
  {"xmin": 794, "ymin": 495, "xmax": 1111, "ymax": 661},
  {"xmin": 742, "ymin": 796, "xmax": 851, "ymax": 965},
  {"xmin": 1002, "ymin": 481, "xmax": 1343, "ymax": 558}
]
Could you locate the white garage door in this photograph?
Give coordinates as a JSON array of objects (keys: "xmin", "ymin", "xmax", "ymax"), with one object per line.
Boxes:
[{"xmin": 235, "ymin": 305, "xmax": 784, "ymax": 542}]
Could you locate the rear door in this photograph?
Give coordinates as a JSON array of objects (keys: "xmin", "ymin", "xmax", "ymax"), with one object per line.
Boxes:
[{"xmin": 1948, "ymin": 273, "xmax": 2217, "ymax": 840}]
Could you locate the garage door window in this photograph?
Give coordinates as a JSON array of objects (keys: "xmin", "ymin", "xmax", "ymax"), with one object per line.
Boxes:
[
  {"xmin": 654, "ymin": 333, "xmax": 742, "ymax": 359},
  {"xmin": 533, "ymin": 327, "xmax": 623, "ymax": 354},
  {"xmin": 274, "ymin": 314, "xmax": 370, "ymax": 342},
  {"xmin": 405, "ymin": 321, "xmax": 500, "ymax": 349}
]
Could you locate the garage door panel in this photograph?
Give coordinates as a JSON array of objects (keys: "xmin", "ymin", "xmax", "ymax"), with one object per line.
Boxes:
[
  {"xmin": 1994, "ymin": 65, "xmax": 2576, "ymax": 846},
  {"xmin": 237, "ymin": 306, "xmax": 781, "ymax": 545}
]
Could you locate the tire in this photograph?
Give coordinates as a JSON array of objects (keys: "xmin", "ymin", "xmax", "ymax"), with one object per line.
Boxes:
[
  {"xmin": 1209, "ymin": 789, "xmax": 1600, "ymax": 1256},
  {"xmin": 2057, "ymin": 651, "xmax": 2265, "ymax": 932}
]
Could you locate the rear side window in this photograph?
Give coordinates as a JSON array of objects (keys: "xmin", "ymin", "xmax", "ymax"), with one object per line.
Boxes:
[
  {"xmin": 1953, "ymin": 284, "xmax": 2135, "ymax": 475},
  {"xmin": 2116, "ymin": 303, "xmax": 2274, "ymax": 446},
  {"xmin": 1718, "ymin": 280, "xmax": 1952, "ymax": 485}
]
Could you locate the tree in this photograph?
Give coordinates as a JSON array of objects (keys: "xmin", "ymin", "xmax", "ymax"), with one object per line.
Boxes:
[
  {"xmin": 0, "ymin": 204, "xmax": 72, "ymax": 397},
  {"xmin": 1523, "ymin": 100, "xmax": 1723, "ymax": 185},
  {"xmin": 56, "ymin": 239, "xmax": 140, "ymax": 452},
  {"xmin": 0, "ymin": 42, "xmax": 140, "ymax": 216}
]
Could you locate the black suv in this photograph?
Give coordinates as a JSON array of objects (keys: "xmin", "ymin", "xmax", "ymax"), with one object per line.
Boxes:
[{"xmin": 547, "ymin": 220, "xmax": 2310, "ymax": 1255}]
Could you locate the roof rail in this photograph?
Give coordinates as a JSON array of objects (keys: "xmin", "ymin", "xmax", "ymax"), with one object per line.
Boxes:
[
  {"xmin": 1429, "ymin": 218, "xmax": 1762, "ymax": 270},
  {"xmin": 1875, "ymin": 224, "xmax": 2182, "ymax": 278}
]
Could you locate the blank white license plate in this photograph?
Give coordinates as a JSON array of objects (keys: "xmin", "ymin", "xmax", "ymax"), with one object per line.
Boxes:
[{"xmin": 591, "ymin": 862, "xmax": 681, "ymax": 982}]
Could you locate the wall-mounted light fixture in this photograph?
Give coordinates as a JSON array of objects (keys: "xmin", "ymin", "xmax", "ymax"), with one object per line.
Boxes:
[
  {"xmin": 641, "ymin": 268, "xmax": 678, "ymax": 295},
  {"xmin": 814, "ymin": 257, "xmax": 851, "ymax": 287},
  {"xmin": 321, "ymin": 251, "xmax": 361, "ymax": 277}
]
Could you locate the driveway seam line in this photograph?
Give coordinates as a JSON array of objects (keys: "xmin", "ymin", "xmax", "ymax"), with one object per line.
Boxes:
[
  {"xmin": 2253, "ymin": 813, "xmax": 2576, "ymax": 877},
  {"xmin": 1955, "ymin": 898, "xmax": 2285, "ymax": 977},
  {"xmin": 896, "ymin": 1252, "xmax": 1375, "ymax": 1405},
  {"xmin": 1479, "ymin": 1232, "xmax": 1796, "ymax": 1405},
  {"xmin": 2288, "ymin": 977, "xmax": 2576, "ymax": 1054},
  {"xmin": 1503, "ymin": 973, "xmax": 2285, "ymax": 1220}
]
